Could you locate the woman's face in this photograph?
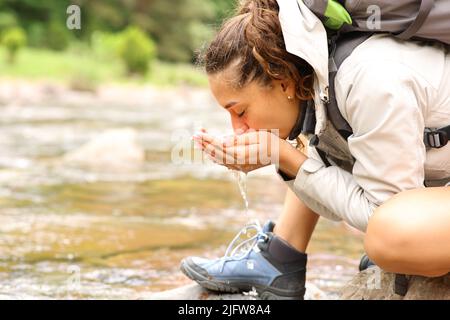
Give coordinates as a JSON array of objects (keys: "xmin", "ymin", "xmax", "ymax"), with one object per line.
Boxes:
[{"xmin": 208, "ymin": 67, "xmax": 301, "ymax": 140}]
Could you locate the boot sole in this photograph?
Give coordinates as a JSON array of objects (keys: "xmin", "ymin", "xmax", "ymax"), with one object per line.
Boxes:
[{"xmin": 180, "ymin": 259, "xmax": 305, "ymax": 300}]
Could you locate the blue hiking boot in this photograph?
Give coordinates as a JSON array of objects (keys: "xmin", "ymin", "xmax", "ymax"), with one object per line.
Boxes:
[{"xmin": 180, "ymin": 220, "xmax": 307, "ymax": 300}]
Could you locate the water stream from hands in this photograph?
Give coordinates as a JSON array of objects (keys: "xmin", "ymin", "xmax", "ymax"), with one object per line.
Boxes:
[
  {"xmin": 232, "ymin": 170, "xmax": 262, "ymax": 240},
  {"xmin": 232, "ymin": 169, "xmax": 259, "ymax": 297},
  {"xmin": 233, "ymin": 170, "xmax": 249, "ymax": 215}
]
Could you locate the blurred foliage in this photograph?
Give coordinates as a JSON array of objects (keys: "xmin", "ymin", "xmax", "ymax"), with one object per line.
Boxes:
[
  {"xmin": 117, "ymin": 26, "xmax": 157, "ymax": 75},
  {"xmin": 0, "ymin": 0, "xmax": 237, "ymax": 63},
  {"xmin": 0, "ymin": 46, "xmax": 208, "ymax": 87},
  {"xmin": 0, "ymin": 11, "xmax": 18, "ymax": 29},
  {"xmin": 90, "ymin": 31, "xmax": 121, "ymax": 61},
  {"xmin": 1, "ymin": 26, "xmax": 27, "ymax": 63},
  {"xmin": 46, "ymin": 20, "xmax": 71, "ymax": 51},
  {"xmin": 0, "ymin": 0, "xmax": 236, "ymax": 85}
]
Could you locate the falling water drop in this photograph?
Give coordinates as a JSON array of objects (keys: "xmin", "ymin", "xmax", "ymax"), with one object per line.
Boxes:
[{"xmin": 233, "ymin": 170, "xmax": 248, "ymax": 215}]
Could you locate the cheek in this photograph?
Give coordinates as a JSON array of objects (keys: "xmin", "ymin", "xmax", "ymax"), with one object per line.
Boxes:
[
  {"xmin": 247, "ymin": 98, "xmax": 283, "ymax": 130},
  {"xmin": 244, "ymin": 107, "xmax": 268, "ymax": 130}
]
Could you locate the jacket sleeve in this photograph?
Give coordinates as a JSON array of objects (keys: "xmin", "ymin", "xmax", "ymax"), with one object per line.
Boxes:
[{"xmin": 277, "ymin": 62, "xmax": 426, "ymax": 232}]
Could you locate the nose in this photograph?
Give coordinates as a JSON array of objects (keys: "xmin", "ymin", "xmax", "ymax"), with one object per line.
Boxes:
[{"xmin": 230, "ymin": 115, "xmax": 249, "ymax": 134}]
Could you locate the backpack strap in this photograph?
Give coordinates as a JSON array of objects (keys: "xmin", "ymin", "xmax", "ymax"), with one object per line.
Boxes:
[
  {"xmin": 397, "ymin": 0, "xmax": 435, "ymax": 41},
  {"xmin": 424, "ymin": 124, "xmax": 450, "ymax": 148},
  {"xmin": 289, "ymin": 32, "xmax": 373, "ymax": 144},
  {"xmin": 291, "ymin": 26, "xmax": 449, "ymax": 159},
  {"xmin": 327, "ymin": 31, "xmax": 450, "ymax": 150},
  {"xmin": 286, "ymin": 32, "xmax": 374, "ymax": 167},
  {"xmin": 327, "ymin": 32, "xmax": 374, "ymax": 139}
]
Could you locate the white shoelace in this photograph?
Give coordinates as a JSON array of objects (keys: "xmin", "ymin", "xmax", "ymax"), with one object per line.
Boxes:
[{"xmin": 219, "ymin": 220, "xmax": 268, "ymax": 272}]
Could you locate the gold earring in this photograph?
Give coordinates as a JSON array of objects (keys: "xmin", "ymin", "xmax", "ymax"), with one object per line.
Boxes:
[{"xmin": 288, "ymin": 96, "xmax": 293, "ymax": 100}]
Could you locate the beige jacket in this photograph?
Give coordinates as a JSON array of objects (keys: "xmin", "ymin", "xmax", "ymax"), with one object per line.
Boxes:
[{"xmin": 276, "ymin": 0, "xmax": 450, "ymax": 232}]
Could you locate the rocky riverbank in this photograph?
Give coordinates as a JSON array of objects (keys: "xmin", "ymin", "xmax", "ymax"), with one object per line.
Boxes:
[{"xmin": 143, "ymin": 268, "xmax": 449, "ymax": 300}]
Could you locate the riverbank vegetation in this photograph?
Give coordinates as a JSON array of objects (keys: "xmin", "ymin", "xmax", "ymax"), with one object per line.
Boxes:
[{"xmin": 0, "ymin": 0, "xmax": 235, "ymax": 88}]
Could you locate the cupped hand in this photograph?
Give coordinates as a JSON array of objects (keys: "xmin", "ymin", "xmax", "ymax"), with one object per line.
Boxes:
[{"xmin": 193, "ymin": 129, "xmax": 283, "ymax": 174}]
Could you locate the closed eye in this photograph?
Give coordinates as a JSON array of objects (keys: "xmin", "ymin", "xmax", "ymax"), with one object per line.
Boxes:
[{"xmin": 237, "ymin": 110, "xmax": 245, "ymax": 118}]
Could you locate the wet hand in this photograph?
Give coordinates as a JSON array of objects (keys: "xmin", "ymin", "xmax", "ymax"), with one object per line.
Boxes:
[{"xmin": 193, "ymin": 129, "xmax": 283, "ymax": 174}]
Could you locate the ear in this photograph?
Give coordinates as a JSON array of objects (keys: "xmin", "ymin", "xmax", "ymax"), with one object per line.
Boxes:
[{"xmin": 277, "ymin": 79, "xmax": 296, "ymax": 98}]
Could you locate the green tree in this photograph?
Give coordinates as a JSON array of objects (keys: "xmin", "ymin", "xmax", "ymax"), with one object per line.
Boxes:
[
  {"xmin": 2, "ymin": 26, "xmax": 27, "ymax": 63},
  {"xmin": 116, "ymin": 26, "xmax": 157, "ymax": 75}
]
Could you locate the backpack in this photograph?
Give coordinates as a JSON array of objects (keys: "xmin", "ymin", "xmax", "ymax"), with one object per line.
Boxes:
[{"xmin": 294, "ymin": 0, "xmax": 450, "ymax": 150}]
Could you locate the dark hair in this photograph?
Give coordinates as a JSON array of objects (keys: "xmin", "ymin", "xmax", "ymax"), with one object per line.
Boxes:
[{"xmin": 201, "ymin": 0, "xmax": 314, "ymax": 101}]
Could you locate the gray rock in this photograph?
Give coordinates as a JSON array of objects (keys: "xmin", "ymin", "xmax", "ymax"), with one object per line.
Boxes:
[
  {"xmin": 140, "ymin": 283, "xmax": 257, "ymax": 300},
  {"xmin": 141, "ymin": 282, "xmax": 328, "ymax": 300},
  {"xmin": 340, "ymin": 267, "xmax": 450, "ymax": 300},
  {"xmin": 141, "ymin": 268, "xmax": 449, "ymax": 300},
  {"xmin": 63, "ymin": 128, "xmax": 145, "ymax": 171}
]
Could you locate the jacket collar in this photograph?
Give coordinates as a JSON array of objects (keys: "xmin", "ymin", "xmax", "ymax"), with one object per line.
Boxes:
[
  {"xmin": 277, "ymin": 0, "xmax": 331, "ymax": 137},
  {"xmin": 277, "ymin": 0, "xmax": 329, "ymax": 97}
]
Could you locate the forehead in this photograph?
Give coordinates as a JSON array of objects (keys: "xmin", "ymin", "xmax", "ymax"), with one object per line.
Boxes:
[
  {"xmin": 208, "ymin": 70, "xmax": 243, "ymax": 104},
  {"xmin": 208, "ymin": 67, "xmax": 271, "ymax": 106}
]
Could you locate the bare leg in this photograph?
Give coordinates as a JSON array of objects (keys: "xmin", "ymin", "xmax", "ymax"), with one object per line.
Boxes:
[
  {"xmin": 273, "ymin": 187, "xmax": 320, "ymax": 253},
  {"xmin": 365, "ymin": 186, "xmax": 450, "ymax": 277}
]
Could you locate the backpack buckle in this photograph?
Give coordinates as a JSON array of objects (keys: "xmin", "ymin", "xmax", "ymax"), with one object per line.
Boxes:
[{"xmin": 424, "ymin": 128, "xmax": 448, "ymax": 149}]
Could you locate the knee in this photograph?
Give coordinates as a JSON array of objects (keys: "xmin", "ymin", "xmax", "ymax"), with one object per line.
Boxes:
[
  {"xmin": 365, "ymin": 188, "xmax": 450, "ymax": 276},
  {"xmin": 364, "ymin": 195, "xmax": 416, "ymax": 270}
]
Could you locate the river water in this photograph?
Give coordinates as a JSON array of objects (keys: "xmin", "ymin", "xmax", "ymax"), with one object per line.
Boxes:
[{"xmin": 0, "ymin": 83, "xmax": 364, "ymax": 299}]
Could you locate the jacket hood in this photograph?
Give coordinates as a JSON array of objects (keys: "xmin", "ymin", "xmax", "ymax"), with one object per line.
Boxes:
[{"xmin": 277, "ymin": 0, "xmax": 329, "ymax": 98}]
